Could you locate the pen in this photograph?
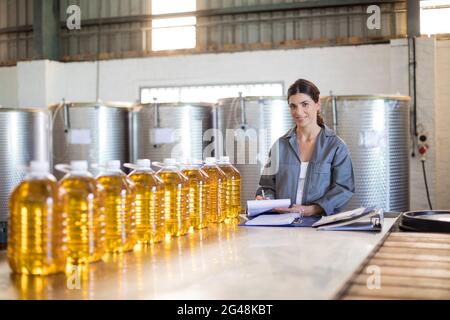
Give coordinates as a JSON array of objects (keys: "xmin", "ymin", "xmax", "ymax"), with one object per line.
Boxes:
[{"xmin": 261, "ymin": 190, "xmax": 265, "ymax": 199}]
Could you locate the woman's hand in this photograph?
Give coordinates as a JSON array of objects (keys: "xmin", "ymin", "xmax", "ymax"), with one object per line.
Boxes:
[
  {"xmin": 255, "ymin": 195, "xmax": 269, "ymax": 200},
  {"xmin": 273, "ymin": 204, "xmax": 323, "ymax": 216}
]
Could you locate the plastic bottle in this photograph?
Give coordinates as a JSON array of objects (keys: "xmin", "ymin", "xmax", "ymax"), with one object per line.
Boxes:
[
  {"xmin": 8, "ymin": 161, "xmax": 66, "ymax": 275},
  {"xmin": 157, "ymin": 158, "xmax": 189, "ymax": 237},
  {"xmin": 201, "ymin": 157, "xmax": 227, "ymax": 223},
  {"xmin": 218, "ymin": 156, "xmax": 242, "ymax": 219},
  {"xmin": 125, "ymin": 159, "xmax": 164, "ymax": 245},
  {"xmin": 57, "ymin": 160, "xmax": 105, "ymax": 264},
  {"xmin": 180, "ymin": 159, "xmax": 209, "ymax": 230},
  {"xmin": 96, "ymin": 160, "xmax": 136, "ymax": 253}
]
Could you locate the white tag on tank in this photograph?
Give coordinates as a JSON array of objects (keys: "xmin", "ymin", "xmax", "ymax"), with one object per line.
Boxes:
[
  {"xmin": 358, "ymin": 130, "xmax": 386, "ymax": 149},
  {"xmin": 149, "ymin": 128, "xmax": 178, "ymax": 145},
  {"xmin": 69, "ymin": 129, "xmax": 91, "ymax": 145}
]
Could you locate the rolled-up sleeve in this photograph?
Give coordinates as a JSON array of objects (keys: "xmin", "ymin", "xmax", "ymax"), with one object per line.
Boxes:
[{"xmin": 313, "ymin": 143, "xmax": 355, "ymax": 215}]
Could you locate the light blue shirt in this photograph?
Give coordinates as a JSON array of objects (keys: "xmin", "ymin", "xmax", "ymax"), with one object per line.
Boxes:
[{"xmin": 256, "ymin": 125, "xmax": 355, "ymax": 215}]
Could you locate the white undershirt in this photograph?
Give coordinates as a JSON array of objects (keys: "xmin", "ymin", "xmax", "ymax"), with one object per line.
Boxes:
[{"xmin": 295, "ymin": 162, "xmax": 309, "ymax": 205}]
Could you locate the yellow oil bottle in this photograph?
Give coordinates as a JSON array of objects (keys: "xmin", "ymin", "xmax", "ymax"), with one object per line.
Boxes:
[
  {"xmin": 8, "ymin": 161, "xmax": 66, "ymax": 275},
  {"xmin": 125, "ymin": 159, "xmax": 164, "ymax": 245},
  {"xmin": 201, "ymin": 157, "xmax": 227, "ymax": 223},
  {"xmin": 218, "ymin": 156, "xmax": 242, "ymax": 219},
  {"xmin": 57, "ymin": 161, "xmax": 105, "ymax": 264},
  {"xmin": 157, "ymin": 159, "xmax": 189, "ymax": 237},
  {"xmin": 96, "ymin": 160, "xmax": 136, "ymax": 253},
  {"xmin": 180, "ymin": 160, "xmax": 209, "ymax": 230}
]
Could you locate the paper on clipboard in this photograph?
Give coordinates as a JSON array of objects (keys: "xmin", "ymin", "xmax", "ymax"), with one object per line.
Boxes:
[
  {"xmin": 246, "ymin": 199, "xmax": 291, "ymax": 217},
  {"xmin": 245, "ymin": 212, "xmax": 300, "ymax": 226}
]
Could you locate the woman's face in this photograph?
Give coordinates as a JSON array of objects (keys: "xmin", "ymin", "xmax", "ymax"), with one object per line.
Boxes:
[{"xmin": 288, "ymin": 93, "xmax": 320, "ymax": 129}]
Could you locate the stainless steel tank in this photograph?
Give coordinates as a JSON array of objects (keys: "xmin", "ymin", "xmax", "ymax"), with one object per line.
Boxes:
[
  {"xmin": 216, "ymin": 96, "xmax": 294, "ymax": 209},
  {"xmin": 0, "ymin": 108, "xmax": 51, "ymax": 247},
  {"xmin": 321, "ymin": 95, "xmax": 410, "ymax": 212},
  {"xmin": 52, "ymin": 101, "xmax": 133, "ymax": 178},
  {"xmin": 131, "ymin": 102, "xmax": 214, "ymax": 163}
]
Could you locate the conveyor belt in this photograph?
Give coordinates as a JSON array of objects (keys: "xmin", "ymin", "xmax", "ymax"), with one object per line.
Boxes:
[{"xmin": 338, "ymin": 232, "xmax": 450, "ymax": 299}]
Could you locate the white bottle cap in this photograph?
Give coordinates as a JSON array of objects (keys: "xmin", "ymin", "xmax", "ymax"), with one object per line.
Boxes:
[
  {"xmin": 205, "ymin": 157, "xmax": 216, "ymax": 165},
  {"xmin": 220, "ymin": 156, "xmax": 230, "ymax": 163},
  {"xmin": 163, "ymin": 158, "xmax": 177, "ymax": 166},
  {"xmin": 179, "ymin": 158, "xmax": 190, "ymax": 165},
  {"xmin": 30, "ymin": 161, "xmax": 50, "ymax": 173},
  {"xmin": 136, "ymin": 159, "xmax": 151, "ymax": 168},
  {"xmin": 106, "ymin": 160, "xmax": 121, "ymax": 170},
  {"xmin": 71, "ymin": 160, "xmax": 88, "ymax": 171}
]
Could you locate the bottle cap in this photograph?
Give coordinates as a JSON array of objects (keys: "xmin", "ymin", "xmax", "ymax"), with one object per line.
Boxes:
[
  {"xmin": 71, "ymin": 160, "xmax": 88, "ymax": 171},
  {"xmin": 136, "ymin": 159, "xmax": 151, "ymax": 168},
  {"xmin": 164, "ymin": 158, "xmax": 177, "ymax": 166},
  {"xmin": 205, "ymin": 157, "xmax": 217, "ymax": 165},
  {"xmin": 220, "ymin": 156, "xmax": 230, "ymax": 163},
  {"xmin": 30, "ymin": 161, "xmax": 50, "ymax": 173},
  {"xmin": 106, "ymin": 160, "xmax": 121, "ymax": 170}
]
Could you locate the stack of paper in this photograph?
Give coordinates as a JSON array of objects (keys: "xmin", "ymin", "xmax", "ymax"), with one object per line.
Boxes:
[
  {"xmin": 246, "ymin": 199, "xmax": 291, "ymax": 217},
  {"xmin": 244, "ymin": 213, "xmax": 301, "ymax": 226},
  {"xmin": 312, "ymin": 207, "xmax": 383, "ymax": 231}
]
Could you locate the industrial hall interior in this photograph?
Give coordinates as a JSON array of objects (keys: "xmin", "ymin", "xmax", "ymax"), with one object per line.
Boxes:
[{"xmin": 0, "ymin": 0, "xmax": 450, "ymax": 301}]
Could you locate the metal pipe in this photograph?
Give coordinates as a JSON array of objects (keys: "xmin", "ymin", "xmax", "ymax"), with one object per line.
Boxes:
[
  {"xmin": 153, "ymin": 98, "xmax": 160, "ymax": 128},
  {"xmin": 239, "ymin": 92, "xmax": 247, "ymax": 126},
  {"xmin": 331, "ymin": 93, "xmax": 338, "ymax": 134},
  {"xmin": 408, "ymin": 37, "xmax": 417, "ymax": 157},
  {"xmin": 62, "ymin": 99, "xmax": 71, "ymax": 133}
]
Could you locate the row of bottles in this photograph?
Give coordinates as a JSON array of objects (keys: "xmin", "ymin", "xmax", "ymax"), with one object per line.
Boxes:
[{"xmin": 7, "ymin": 156, "xmax": 241, "ymax": 276}]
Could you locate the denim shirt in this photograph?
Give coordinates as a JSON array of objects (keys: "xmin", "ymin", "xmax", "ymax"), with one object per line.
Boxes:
[{"xmin": 256, "ymin": 125, "xmax": 355, "ymax": 215}]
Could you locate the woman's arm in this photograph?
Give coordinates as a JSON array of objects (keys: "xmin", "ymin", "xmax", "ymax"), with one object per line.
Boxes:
[{"xmin": 312, "ymin": 143, "xmax": 355, "ymax": 215}]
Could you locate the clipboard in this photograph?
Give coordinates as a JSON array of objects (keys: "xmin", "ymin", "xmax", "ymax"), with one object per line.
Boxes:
[{"xmin": 241, "ymin": 213, "xmax": 320, "ymax": 228}]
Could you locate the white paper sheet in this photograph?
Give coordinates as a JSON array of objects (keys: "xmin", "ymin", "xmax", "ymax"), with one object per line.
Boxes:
[
  {"xmin": 312, "ymin": 207, "xmax": 368, "ymax": 227},
  {"xmin": 246, "ymin": 199, "xmax": 291, "ymax": 217},
  {"xmin": 245, "ymin": 212, "xmax": 300, "ymax": 226}
]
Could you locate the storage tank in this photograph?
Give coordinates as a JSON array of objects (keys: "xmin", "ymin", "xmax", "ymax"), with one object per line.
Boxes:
[
  {"xmin": 216, "ymin": 96, "xmax": 294, "ymax": 210},
  {"xmin": 321, "ymin": 95, "xmax": 410, "ymax": 212},
  {"xmin": 131, "ymin": 102, "xmax": 214, "ymax": 163},
  {"xmin": 0, "ymin": 108, "xmax": 51, "ymax": 248},
  {"xmin": 51, "ymin": 101, "xmax": 133, "ymax": 178}
]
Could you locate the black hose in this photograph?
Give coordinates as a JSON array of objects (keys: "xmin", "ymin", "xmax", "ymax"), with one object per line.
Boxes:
[{"xmin": 421, "ymin": 159, "xmax": 433, "ymax": 210}]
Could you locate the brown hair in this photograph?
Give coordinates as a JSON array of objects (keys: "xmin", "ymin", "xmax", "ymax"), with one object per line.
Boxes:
[{"xmin": 287, "ymin": 78, "xmax": 324, "ymax": 126}]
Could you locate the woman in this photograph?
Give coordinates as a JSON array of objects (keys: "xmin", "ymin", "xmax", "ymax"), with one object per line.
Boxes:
[{"xmin": 256, "ymin": 79, "xmax": 355, "ymax": 216}]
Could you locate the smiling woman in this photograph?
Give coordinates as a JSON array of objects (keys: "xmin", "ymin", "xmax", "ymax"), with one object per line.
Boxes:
[{"xmin": 256, "ymin": 79, "xmax": 355, "ymax": 217}]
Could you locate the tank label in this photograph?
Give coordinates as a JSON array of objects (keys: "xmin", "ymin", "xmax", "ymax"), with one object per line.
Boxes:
[
  {"xmin": 69, "ymin": 129, "xmax": 92, "ymax": 145},
  {"xmin": 149, "ymin": 128, "xmax": 178, "ymax": 145}
]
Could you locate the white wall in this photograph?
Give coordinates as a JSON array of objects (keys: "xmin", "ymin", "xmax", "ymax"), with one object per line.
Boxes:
[
  {"xmin": 0, "ymin": 43, "xmax": 397, "ymax": 107},
  {"xmin": 436, "ymin": 39, "xmax": 450, "ymax": 209},
  {"xmin": 0, "ymin": 66, "xmax": 18, "ymax": 106},
  {"xmin": 408, "ymin": 37, "xmax": 450, "ymax": 211},
  {"xmin": 98, "ymin": 43, "xmax": 395, "ymax": 103}
]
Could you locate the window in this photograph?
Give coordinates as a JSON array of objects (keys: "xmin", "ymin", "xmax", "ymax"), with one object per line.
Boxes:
[
  {"xmin": 140, "ymin": 83, "xmax": 284, "ymax": 104},
  {"xmin": 152, "ymin": 0, "xmax": 196, "ymax": 51},
  {"xmin": 420, "ymin": 0, "xmax": 450, "ymax": 35}
]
